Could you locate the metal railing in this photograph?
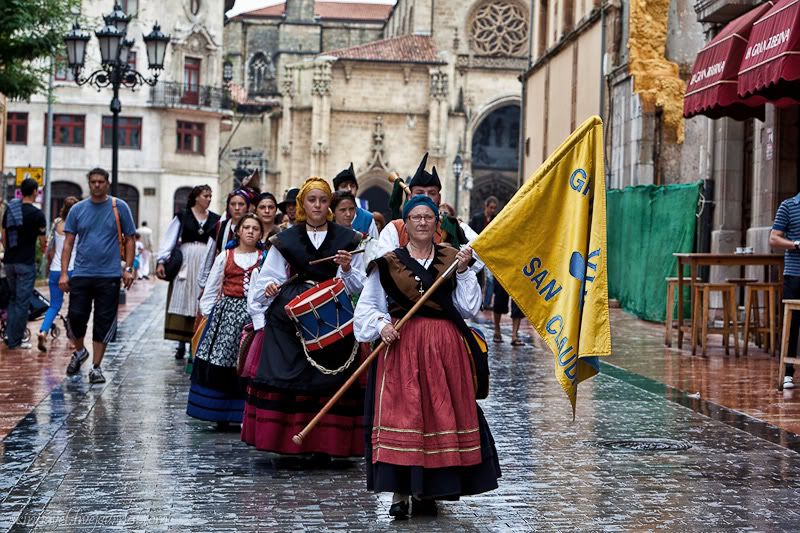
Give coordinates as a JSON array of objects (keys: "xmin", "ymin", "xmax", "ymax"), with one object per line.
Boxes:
[{"xmin": 149, "ymin": 82, "xmax": 233, "ymax": 110}]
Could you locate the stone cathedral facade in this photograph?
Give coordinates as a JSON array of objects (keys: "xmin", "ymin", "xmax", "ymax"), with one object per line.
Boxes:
[{"xmin": 222, "ymin": 0, "xmax": 527, "ymax": 218}]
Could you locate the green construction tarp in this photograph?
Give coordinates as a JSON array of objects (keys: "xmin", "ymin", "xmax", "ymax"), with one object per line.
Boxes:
[{"xmin": 607, "ymin": 181, "xmax": 702, "ymax": 322}]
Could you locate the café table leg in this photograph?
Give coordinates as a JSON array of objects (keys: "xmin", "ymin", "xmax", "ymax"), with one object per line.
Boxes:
[{"xmin": 677, "ymin": 259, "xmax": 685, "ymax": 349}]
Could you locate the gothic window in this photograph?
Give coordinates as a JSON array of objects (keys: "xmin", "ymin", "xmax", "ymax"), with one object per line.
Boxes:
[
  {"xmin": 249, "ymin": 53, "xmax": 276, "ymax": 96},
  {"xmin": 468, "ymin": 0, "xmax": 529, "ymax": 57}
]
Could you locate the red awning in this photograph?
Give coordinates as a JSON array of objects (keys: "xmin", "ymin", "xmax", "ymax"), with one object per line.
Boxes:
[
  {"xmin": 738, "ymin": 0, "xmax": 800, "ymax": 100},
  {"xmin": 684, "ymin": 2, "xmax": 775, "ymax": 120}
]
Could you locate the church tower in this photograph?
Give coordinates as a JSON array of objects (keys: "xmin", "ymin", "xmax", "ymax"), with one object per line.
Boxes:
[{"xmin": 285, "ymin": 0, "xmax": 315, "ymax": 21}]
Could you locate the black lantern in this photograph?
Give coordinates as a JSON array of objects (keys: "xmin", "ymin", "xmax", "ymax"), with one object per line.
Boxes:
[
  {"xmin": 143, "ymin": 23, "xmax": 170, "ymax": 70},
  {"xmin": 61, "ymin": 2, "xmax": 170, "ymax": 201},
  {"xmin": 452, "ymin": 154, "xmax": 464, "ymax": 178},
  {"xmin": 106, "ymin": 2, "xmax": 133, "ymax": 34},
  {"xmin": 64, "ymin": 22, "xmax": 90, "ymax": 70},
  {"xmin": 452, "ymin": 153, "xmax": 464, "ymax": 214},
  {"xmin": 223, "ymin": 60, "xmax": 233, "ymax": 83},
  {"xmin": 119, "ymin": 38, "xmax": 135, "ymax": 66},
  {"xmin": 96, "ymin": 23, "xmax": 124, "ymax": 64}
]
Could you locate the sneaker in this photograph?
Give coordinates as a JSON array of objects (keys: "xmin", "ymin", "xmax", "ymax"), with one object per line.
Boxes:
[
  {"xmin": 66, "ymin": 348, "xmax": 90, "ymax": 375},
  {"xmin": 88, "ymin": 367, "xmax": 106, "ymax": 384},
  {"xmin": 9, "ymin": 341, "xmax": 33, "ymax": 350},
  {"xmin": 784, "ymin": 376, "xmax": 795, "ymax": 389},
  {"xmin": 37, "ymin": 332, "xmax": 47, "ymax": 353}
]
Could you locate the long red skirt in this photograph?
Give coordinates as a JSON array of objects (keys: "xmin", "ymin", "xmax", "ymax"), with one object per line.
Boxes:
[
  {"xmin": 241, "ymin": 383, "xmax": 364, "ymax": 457},
  {"xmin": 371, "ymin": 317, "xmax": 482, "ymax": 469}
]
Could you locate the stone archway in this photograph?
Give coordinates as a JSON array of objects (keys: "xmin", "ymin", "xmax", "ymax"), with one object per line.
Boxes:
[
  {"xmin": 118, "ymin": 183, "xmax": 140, "ymax": 226},
  {"xmin": 469, "ymin": 103, "xmax": 521, "ymax": 217},
  {"xmin": 358, "ymin": 169, "xmax": 392, "ymax": 221},
  {"xmin": 49, "ymin": 180, "xmax": 83, "ymax": 222}
]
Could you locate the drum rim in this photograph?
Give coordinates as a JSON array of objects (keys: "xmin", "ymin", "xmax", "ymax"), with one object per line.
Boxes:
[{"xmin": 285, "ymin": 277, "xmax": 348, "ymax": 317}]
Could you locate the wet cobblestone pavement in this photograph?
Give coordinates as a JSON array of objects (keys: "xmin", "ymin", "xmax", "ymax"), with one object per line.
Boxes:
[{"xmin": 2, "ymin": 286, "xmax": 800, "ymax": 531}]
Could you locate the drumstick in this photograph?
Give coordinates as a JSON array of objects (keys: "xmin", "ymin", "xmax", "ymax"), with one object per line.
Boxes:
[
  {"xmin": 388, "ymin": 172, "xmax": 412, "ymax": 197},
  {"xmin": 292, "ymin": 258, "xmax": 460, "ymax": 446},
  {"xmin": 307, "ymin": 249, "xmax": 366, "ymax": 265},
  {"xmin": 279, "ymin": 274, "xmax": 298, "ymax": 287}
]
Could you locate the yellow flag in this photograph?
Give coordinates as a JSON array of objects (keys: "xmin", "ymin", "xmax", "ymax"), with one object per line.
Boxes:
[{"xmin": 471, "ymin": 116, "xmax": 611, "ymax": 413}]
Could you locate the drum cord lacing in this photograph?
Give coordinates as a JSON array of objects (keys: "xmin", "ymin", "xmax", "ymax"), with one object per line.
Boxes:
[
  {"xmin": 298, "ymin": 330, "xmax": 358, "ymax": 375},
  {"xmin": 294, "ymin": 285, "xmax": 357, "ymax": 375}
]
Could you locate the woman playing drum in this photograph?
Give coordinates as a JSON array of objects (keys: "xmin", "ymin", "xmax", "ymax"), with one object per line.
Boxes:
[
  {"xmin": 243, "ymin": 177, "xmax": 366, "ymax": 461},
  {"xmin": 354, "ymin": 195, "xmax": 501, "ymax": 519}
]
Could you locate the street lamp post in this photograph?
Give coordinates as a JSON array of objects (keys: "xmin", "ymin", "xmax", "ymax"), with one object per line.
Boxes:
[
  {"xmin": 63, "ymin": 2, "xmax": 170, "ymax": 197},
  {"xmin": 452, "ymin": 153, "xmax": 464, "ymax": 216}
]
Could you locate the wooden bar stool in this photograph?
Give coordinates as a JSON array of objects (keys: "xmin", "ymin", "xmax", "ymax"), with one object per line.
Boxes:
[
  {"xmin": 743, "ymin": 282, "xmax": 781, "ymax": 356},
  {"xmin": 778, "ymin": 299, "xmax": 800, "ymax": 390},
  {"xmin": 692, "ymin": 283, "xmax": 739, "ymax": 356},
  {"xmin": 664, "ymin": 277, "xmax": 701, "ymax": 347}
]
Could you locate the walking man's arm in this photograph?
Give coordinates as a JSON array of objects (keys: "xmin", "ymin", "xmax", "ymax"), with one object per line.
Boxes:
[{"xmin": 59, "ymin": 233, "xmax": 75, "ymax": 293}]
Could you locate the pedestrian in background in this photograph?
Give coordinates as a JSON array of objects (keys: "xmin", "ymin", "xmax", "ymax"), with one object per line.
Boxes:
[
  {"xmin": 769, "ymin": 195, "xmax": 800, "ymax": 389},
  {"xmin": 38, "ymin": 196, "xmax": 79, "ymax": 352},
  {"xmin": 136, "ymin": 220, "xmax": 153, "ymax": 279},
  {"xmin": 469, "ymin": 196, "xmax": 499, "ymax": 310},
  {"xmin": 156, "ymin": 185, "xmax": 219, "ymax": 360},
  {"xmin": 2, "ymin": 178, "xmax": 47, "ymax": 350},
  {"xmin": 61, "ymin": 168, "xmax": 136, "ymax": 384}
]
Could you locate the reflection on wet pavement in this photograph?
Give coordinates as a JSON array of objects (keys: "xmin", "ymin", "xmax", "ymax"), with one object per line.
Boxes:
[{"xmin": 1, "ymin": 287, "xmax": 800, "ymax": 530}]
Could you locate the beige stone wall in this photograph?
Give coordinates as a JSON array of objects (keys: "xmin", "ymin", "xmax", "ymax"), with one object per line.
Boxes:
[
  {"xmin": 329, "ymin": 63, "xmax": 430, "ymax": 115},
  {"xmin": 523, "ymin": 17, "xmax": 601, "ymax": 174}
]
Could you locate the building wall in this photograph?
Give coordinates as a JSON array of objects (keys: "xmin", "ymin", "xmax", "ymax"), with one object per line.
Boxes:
[
  {"xmin": 522, "ymin": 14, "xmax": 601, "ymax": 177},
  {"xmin": 2, "ymin": 0, "xmax": 228, "ymax": 251}
]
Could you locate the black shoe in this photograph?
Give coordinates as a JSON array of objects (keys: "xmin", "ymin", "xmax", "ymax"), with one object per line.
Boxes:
[
  {"xmin": 412, "ymin": 497, "xmax": 438, "ymax": 517},
  {"xmin": 174, "ymin": 343, "xmax": 186, "ymax": 360},
  {"xmin": 66, "ymin": 348, "xmax": 90, "ymax": 375},
  {"xmin": 307, "ymin": 453, "xmax": 332, "ymax": 469},
  {"xmin": 389, "ymin": 500, "xmax": 409, "ymax": 520}
]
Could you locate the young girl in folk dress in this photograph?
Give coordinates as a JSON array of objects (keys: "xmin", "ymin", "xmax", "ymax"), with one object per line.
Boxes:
[{"xmin": 187, "ymin": 214, "xmax": 265, "ymax": 429}]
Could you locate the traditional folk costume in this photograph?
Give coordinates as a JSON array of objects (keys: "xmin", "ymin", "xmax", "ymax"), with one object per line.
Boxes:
[
  {"xmin": 332, "ymin": 163, "xmax": 379, "ymax": 241},
  {"xmin": 354, "ymin": 199, "xmax": 500, "ymax": 510},
  {"xmin": 187, "ymin": 248, "xmax": 263, "ymax": 423},
  {"xmin": 243, "ymin": 179, "xmax": 366, "ymax": 457},
  {"xmin": 198, "ymin": 188, "xmax": 256, "ymax": 290},
  {"xmin": 376, "ymin": 153, "xmax": 483, "ymax": 273},
  {"xmin": 157, "ymin": 209, "xmax": 220, "ymax": 343}
]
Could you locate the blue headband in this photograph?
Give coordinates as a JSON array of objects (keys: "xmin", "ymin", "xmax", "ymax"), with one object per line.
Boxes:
[{"xmin": 402, "ymin": 195, "xmax": 439, "ymax": 221}]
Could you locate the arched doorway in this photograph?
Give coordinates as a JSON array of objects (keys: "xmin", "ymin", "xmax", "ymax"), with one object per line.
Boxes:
[
  {"xmin": 49, "ymin": 181, "xmax": 83, "ymax": 222},
  {"xmin": 358, "ymin": 170, "xmax": 392, "ymax": 222},
  {"xmin": 118, "ymin": 184, "xmax": 140, "ymax": 226},
  {"xmin": 173, "ymin": 186, "xmax": 193, "ymax": 216},
  {"xmin": 470, "ymin": 104, "xmax": 520, "ymax": 217}
]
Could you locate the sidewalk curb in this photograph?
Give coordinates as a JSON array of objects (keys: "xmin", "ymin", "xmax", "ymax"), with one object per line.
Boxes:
[{"xmin": 599, "ymin": 361, "xmax": 800, "ymax": 454}]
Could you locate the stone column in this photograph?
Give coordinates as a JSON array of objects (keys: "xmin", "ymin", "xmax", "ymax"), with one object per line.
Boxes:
[
  {"xmin": 310, "ymin": 60, "xmax": 332, "ymax": 179},
  {"xmin": 429, "ymin": 69, "xmax": 450, "ymax": 198},
  {"xmin": 710, "ymin": 117, "xmax": 745, "ymax": 283},
  {"xmin": 279, "ymin": 66, "xmax": 295, "ymax": 193}
]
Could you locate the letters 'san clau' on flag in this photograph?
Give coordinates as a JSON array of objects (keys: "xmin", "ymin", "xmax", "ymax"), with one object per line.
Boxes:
[{"xmin": 471, "ymin": 115, "xmax": 611, "ymax": 414}]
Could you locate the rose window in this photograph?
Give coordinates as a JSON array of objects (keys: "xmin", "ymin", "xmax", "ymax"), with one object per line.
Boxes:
[{"xmin": 469, "ymin": 1, "xmax": 529, "ymax": 57}]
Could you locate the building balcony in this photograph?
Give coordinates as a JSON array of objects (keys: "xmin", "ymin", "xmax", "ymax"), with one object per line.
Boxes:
[
  {"xmin": 149, "ymin": 82, "xmax": 234, "ymax": 112},
  {"xmin": 694, "ymin": 0, "xmax": 761, "ymax": 23}
]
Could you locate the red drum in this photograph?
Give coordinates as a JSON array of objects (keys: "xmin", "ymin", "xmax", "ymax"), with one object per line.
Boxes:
[{"xmin": 285, "ymin": 278, "xmax": 355, "ymax": 352}]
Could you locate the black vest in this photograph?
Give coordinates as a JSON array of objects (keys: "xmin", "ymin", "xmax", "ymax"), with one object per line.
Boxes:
[
  {"xmin": 179, "ymin": 210, "xmax": 220, "ymax": 245},
  {"xmin": 271, "ymin": 223, "xmax": 361, "ymax": 282}
]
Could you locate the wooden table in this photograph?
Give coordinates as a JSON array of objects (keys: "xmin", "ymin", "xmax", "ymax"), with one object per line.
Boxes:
[{"xmin": 673, "ymin": 253, "xmax": 784, "ymax": 349}]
